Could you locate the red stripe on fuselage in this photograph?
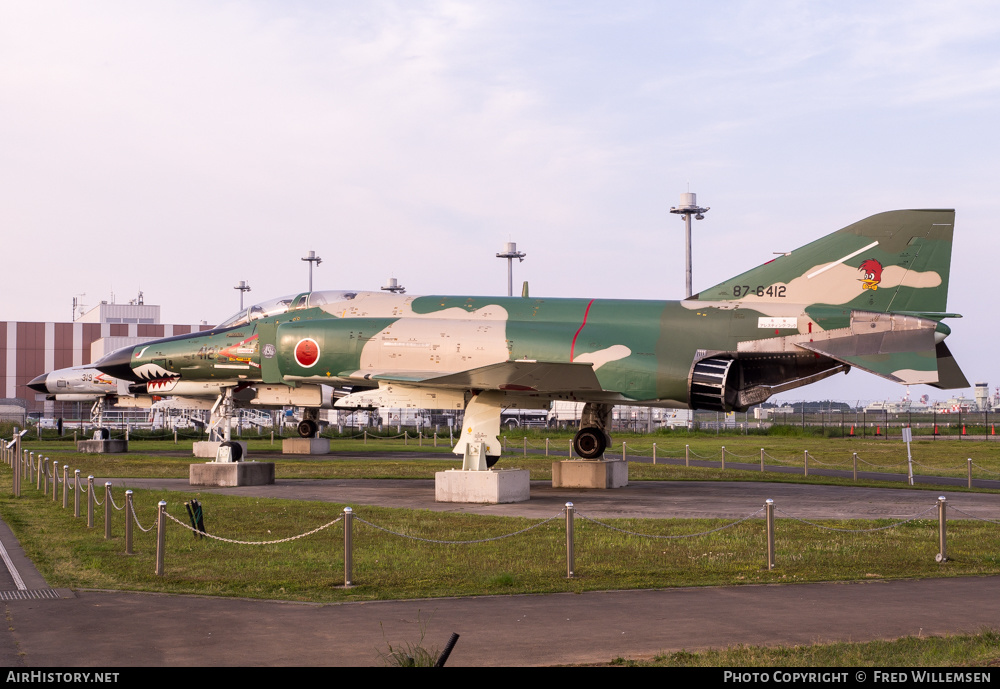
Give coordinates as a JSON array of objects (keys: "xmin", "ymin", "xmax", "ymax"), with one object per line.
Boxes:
[{"xmin": 570, "ymin": 300, "xmax": 595, "ymax": 362}]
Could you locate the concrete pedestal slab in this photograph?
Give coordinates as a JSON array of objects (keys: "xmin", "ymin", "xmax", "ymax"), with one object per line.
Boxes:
[
  {"xmin": 282, "ymin": 438, "xmax": 331, "ymax": 455},
  {"xmin": 435, "ymin": 469, "xmax": 530, "ymax": 503},
  {"xmin": 189, "ymin": 462, "xmax": 275, "ymax": 487},
  {"xmin": 76, "ymin": 440, "xmax": 128, "ymax": 454},
  {"xmin": 193, "ymin": 441, "xmax": 247, "ymax": 459},
  {"xmin": 552, "ymin": 459, "xmax": 628, "ymax": 489}
]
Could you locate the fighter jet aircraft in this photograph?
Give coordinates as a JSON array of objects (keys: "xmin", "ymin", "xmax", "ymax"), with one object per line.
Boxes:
[
  {"xmin": 28, "ymin": 365, "xmax": 118, "ymax": 402},
  {"xmin": 94, "ymin": 209, "xmax": 967, "ymax": 464},
  {"xmin": 28, "ymin": 364, "xmax": 220, "ymax": 432}
]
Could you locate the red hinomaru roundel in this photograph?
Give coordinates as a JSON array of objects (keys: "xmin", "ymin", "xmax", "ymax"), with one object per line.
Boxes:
[{"xmin": 294, "ymin": 338, "xmax": 320, "ymax": 368}]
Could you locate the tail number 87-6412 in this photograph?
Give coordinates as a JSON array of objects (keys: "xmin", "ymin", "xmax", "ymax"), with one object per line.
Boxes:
[{"xmin": 733, "ymin": 285, "xmax": 786, "ymax": 298}]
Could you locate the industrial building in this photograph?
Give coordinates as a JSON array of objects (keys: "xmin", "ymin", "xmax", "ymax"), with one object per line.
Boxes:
[{"xmin": 0, "ymin": 296, "xmax": 212, "ymax": 422}]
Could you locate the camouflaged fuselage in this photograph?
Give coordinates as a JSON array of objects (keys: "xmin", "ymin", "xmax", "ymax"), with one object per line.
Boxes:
[{"xmin": 96, "ymin": 209, "xmax": 966, "ymax": 412}]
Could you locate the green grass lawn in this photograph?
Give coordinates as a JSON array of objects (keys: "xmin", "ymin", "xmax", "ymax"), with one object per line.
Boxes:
[
  {"xmin": 4, "ymin": 437, "xmax": 1000, "ymax": 668},
  {"xmin": 11, "ymin": 435, "xmax": 1000, "ymax": 492},
  {"xmin": 3, "ymin": 477, "xmax": 999, "ymax": 603},
  {"xmin": 608, "ymin": 631, "xmax": 1000, "ymax": 667}
]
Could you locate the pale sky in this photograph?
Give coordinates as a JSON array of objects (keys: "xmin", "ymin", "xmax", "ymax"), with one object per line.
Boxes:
[{"xmin": 2, "ymin": 1, "xmax": 998, "ymax": 404}]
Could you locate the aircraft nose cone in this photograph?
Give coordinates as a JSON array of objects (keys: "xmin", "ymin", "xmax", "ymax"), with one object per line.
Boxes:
[
  {"xmin": 27, "ymin": 373, "xmax": 49, "ymax": 393},
  {"xmin": 94, "ymin": 346, "xmax": 139, "ymax": 382}
]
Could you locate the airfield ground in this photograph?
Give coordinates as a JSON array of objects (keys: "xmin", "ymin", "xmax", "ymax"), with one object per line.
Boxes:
[{"xmin": 2, "ymin": 439, "xmax": 1000, "ymax": 666}]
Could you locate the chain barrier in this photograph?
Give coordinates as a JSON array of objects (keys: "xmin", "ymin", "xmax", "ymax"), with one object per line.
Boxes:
[
  {"xmin": 948, "ymin": 505, "xmax": 1000, "ymax": 526},
  {"xmin": 970, "ymin": 461, "xmax": 1000, "ymax": 477},
  {"xmin": 354, "ymin": 512, "xmax": 563, "ymax": 544},
  {"xmin": 774, "ymin": 504, "xmax": 938, "ymax": 532},
  {"xmin": 687, "ymin": 448, "xmax": 715, "ymax": 459},
  {"xmin": 164, "ymin": 510, "xmax": 343, "ymax": 545},
  {"xmin": 722, "ymin": 449, "xmax": 758, "ymax": 459},
  {"xmin": 651, "ymin": 447, "xmax": 686, "ymax": 457},
  {"xmin": 130, "ymin": 500, "xmax": 154, "ymax": 533},
  {"xmin": 108, "ymin": 490, "xmax": 125, "ymax": 511},
  {"xmin": 91, "ymin": 485, "xmax": 104, "ymax": 507},
  {"xmin": 855, "ymin": 455, "xmax": 909, "ymax": 468},
  {"xmin": 911, "ymin": 458, "xmax": 972, "ymax": 471},
  {"xmin": 803, "ymin": 451, "xmax": 849, "ymax": 468},
  {"xmin": 577, "ymin": 507, "xmax": 765, "ymax": 539}
]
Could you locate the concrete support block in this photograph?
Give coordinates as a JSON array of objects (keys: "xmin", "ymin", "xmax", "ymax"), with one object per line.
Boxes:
[
  {"xmin": 435, "ymin": 469, "xmax": 530, "ymax": 504},
  {"xmin": 189, "ymin": 462, "xmax": 275, "ymax": 487},
  {"xmin": 551, "ymin": 459, "xmax": 628, "ymax": 489},
  {"xmin": 282, "ymin": 438, "xmax": 331, "ymax": 455},
  {"xmin": 193, "ymin": 441, "xmax": 247, "ymax": 459},
  {"xmin": 76, "ymin": 440, "xmax": 129, "ymax": 454}
]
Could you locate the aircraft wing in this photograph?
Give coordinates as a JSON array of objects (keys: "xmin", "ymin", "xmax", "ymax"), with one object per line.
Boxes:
[{"xmin": 345, "ymin": 360, "xmax": 604, "ymax": 393}]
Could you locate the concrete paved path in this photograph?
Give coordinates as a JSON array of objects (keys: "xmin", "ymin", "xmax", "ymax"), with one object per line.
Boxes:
[{"xmin": 3, "ymin": 478, "xmax": 1000, "ymax": 667}]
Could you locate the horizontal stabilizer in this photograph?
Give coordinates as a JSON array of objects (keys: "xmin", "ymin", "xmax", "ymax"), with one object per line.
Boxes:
[
  {"xmin": 793, "ymin": 312, "xmax": 941, "ymax": 385},
  {"xmin": 929, "ymin": 342, "xmax": 970, "ymax": 390}
]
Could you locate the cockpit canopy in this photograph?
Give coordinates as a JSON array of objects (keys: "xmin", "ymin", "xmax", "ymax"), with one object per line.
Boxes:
[{"xmin": 216, "ymin": 290, "xmax": 357, "ymax": 329}]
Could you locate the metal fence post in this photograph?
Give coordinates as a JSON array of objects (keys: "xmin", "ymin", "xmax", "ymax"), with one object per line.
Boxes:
[
  {"xmin": 125, "ymin": 491, "xmax": 134, "ymax": 555},
  {"xmin": 853, "ymin": 452, "xmax": 858, "ymax": 481},
  {"xmin": 652, "ymin": 443, "xmax": 657, "ymax": 464},
  {"xmin": 74, "ymin": 470, "xmax": 80, "ymax": 518},
  {"xmin": 343, "ymin": 507, "xmax": 354, "ymax": 587},
  {"xmin": 62, "ymin": 465, "xmax": 68, "ymax": 508},
  {"xmin": 545, "ymin": 438, "xmax": 549, "ymax": 456},
  {"xmin": 105, "ymin": 482, "xmax": 113, "ymax": 540},
  {"xmin": 523, "ymin": 436, "xmax": 527, "ymax": 457},
  {"xmin": 968, "ymin": 458, "xmax": 972, "ymax": 489},
  {"xmin": 565, "ymin": 502, "xmax": 575, "ymax": 578},
  {"xmin": 804, "ymin": 450, "xmax": 808, "ymax": 477},
  {"xmin": 936, "ymin": 496, "xmax": 947, "ymax": 563},
  {"xmin": 721, "ymin": 446, "xmax": 725, "ymax": 471},
  {"xmin": 685, "ymin": 444, "xmax": 689, "ymax": 467},
  {"xmin": 51, "ymin": 462, "xmax": 58, "ymax": 501},
  {"xmin": 760, "ymin": 448, "xmax": 764, "ymax": 472},
  {"xmin": 33, "ymin": 453, "xmax": 40, "ymax": 490},
  {"xmin": 156, "ymin": 501, "xmax": 167, "ymax": 576},
  {"xmin": 622, "ymin": 441, "xmax": 626, "ymax": 462},
  {"xmin": 765, "ymin": 498, "xmax": 775, "ymax": 570},
  {"xmin": 12, "ymin": 446, "xmax": 19, "ymax": 498},
  {"xmin": 87, "ymin": 476, "xmax": 95, "ymax": 528}
]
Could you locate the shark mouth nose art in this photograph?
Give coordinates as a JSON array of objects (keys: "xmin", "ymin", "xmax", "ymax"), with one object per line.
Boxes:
[{"xmin": 133, "ymin": 363, "xmax": 180, "ymax": 390}]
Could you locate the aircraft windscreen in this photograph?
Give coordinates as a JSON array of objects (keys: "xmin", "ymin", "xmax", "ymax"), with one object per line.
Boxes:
[{"xmin": 217, "ymin": 295, "xmax": 297, "ymax": 329}]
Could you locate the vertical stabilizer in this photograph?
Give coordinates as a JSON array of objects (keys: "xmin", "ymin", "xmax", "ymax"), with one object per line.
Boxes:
[{"xmin": 693, "ymin": 209, "xmax": 956, "ymax": 315}]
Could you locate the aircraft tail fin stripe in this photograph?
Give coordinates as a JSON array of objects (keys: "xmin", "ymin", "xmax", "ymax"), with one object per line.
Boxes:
[{"xmin": 805, "ymin": 241, "xmax": 880, "ymax": 279}]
